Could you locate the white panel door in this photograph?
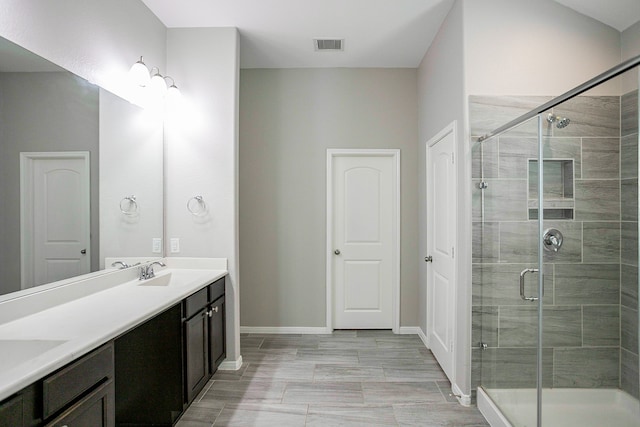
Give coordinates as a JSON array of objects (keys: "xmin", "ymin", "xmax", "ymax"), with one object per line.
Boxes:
[
  {"xmin": 22, "ymin": 153, "xmax": 90, "ymax": 288},
  {"xmin": 426, "ymin": 126, "xmax": 456, "ymax": 380},
  {"xmin": 332, "ymin": 154, "xmax": 396, "ymax": 329}
]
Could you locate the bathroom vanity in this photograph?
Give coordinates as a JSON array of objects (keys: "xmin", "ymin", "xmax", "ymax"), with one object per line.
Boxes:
[{"xmin": 0, "ymin": 258, "xmax": 228, "ymax": 427}]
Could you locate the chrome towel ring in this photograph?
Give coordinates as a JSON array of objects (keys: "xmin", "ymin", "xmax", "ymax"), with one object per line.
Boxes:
[
  {"xmin": 187, "ymin": 195, "xmax": 207, "ymax": 216},
  {"xmin": 120, "ymin": 195, "xmax": 138, "ymax": 216}
]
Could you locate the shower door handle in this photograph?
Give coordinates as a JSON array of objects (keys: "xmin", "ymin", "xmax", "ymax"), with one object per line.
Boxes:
[{"xmin": 519, "ymin": 268, "xmax": 540, "ymax": 302}]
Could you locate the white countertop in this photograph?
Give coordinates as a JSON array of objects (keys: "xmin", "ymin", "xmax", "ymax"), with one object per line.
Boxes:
[{"xmin": 0, "ymin": 258, "xmax": 227, "ymax": 401}]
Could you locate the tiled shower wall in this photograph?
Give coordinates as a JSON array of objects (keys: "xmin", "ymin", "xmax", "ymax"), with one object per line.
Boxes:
[{"xmin": 470, "ymin": 94, "xmax": 639, "ymax": 398}]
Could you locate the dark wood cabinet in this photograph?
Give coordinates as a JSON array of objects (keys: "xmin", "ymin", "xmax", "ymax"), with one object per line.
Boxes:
[
  {"xmin": 44, "ymin": 379, "xmax": 114, "ymax": 427},
  {"xmin": 209, "ymin": 295, "xmax": 226, "ymax": 371},
  {"xmin": 0, "ymin": 393, "xmax": 24, "ymax": 427}
]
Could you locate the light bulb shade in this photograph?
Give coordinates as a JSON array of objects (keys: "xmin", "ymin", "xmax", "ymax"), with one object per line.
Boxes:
[
  {"xmin": 149, "ymin": 72, "xmax": 167, "ymax": 97},
  {"xmin": 166, "ymin": 84, "xmax": 181, "ymax": 102},
  {"xmin": 129, "ymin": 57, "xmax": 150, "ymax": 87}
]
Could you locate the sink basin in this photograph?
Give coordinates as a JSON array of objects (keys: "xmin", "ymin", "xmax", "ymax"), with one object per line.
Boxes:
[
  {"xmin": 0, "ymin": 340, "xmax": 67, "ymax": 370},
  {"xmin": 137, "ymin": 272, "xmax": 172, "ymax": 286}
]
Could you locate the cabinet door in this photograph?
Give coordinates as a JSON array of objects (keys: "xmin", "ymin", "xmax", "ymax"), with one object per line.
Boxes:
[
  {"xmin": 209, "ymin": 296, "xmax": 226, "ymax": 372},
  {"xmin": 185, "ymin": 308, "xmax": 210, "ymax": 403},
  {"xmin": 0, "ymin": 394, "xmax": 23, "ymax": 427},
  {"xmin": 44, "ymin": 379, "xmax": 114, "ymax": 427}
]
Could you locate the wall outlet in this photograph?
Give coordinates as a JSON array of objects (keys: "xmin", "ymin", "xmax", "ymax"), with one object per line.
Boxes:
[
  {"xmin": 170, "ymin": 238, "xmax": 180, "ymax": 253},
  {"xmin": 152, "ymin": 238, "xmax": 162, "ymax": 253}
]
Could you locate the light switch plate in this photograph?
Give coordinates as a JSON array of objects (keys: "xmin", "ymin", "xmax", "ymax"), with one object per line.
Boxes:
[
  {"xmin": 152, "ymin": 238, "xmax": 162, "ymax": 253},
  {"xmin": 170, "ymin": 238, "xmax": 180, "ymax": 253}
]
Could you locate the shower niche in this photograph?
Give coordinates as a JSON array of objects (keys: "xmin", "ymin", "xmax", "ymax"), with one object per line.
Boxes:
[{"xmin": 527, "ymin": 158, "xmax": 574, "ymax": 220}]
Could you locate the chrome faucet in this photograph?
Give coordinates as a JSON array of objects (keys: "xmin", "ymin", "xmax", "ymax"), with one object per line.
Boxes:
[
  {"xmin": 111, "ymin": 261, "xmax": 130, "ymax": 269},
  {"xmin": 138, "ymin": 261, "xmax": 166, "ymax": 280}
]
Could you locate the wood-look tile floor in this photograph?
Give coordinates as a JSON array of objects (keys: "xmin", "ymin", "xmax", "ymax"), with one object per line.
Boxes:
[{"xmin": 176, "ymin": 330, "xmax": 489, "ymax": 427}]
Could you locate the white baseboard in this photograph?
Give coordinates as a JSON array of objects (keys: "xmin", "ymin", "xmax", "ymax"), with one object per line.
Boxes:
[
  {"xmin": 240, "ymin": 326, "xmax": 332, "ymax": 334},
  {"xmin": 218, "ymin": 355, "xmax": 243, "ymax": 371},
  {"xmin": 397, "ymin": 326, "xmax": 421, "ymax": 335}
]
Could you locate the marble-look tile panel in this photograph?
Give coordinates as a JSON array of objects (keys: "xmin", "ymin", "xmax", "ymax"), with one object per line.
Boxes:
[
  {"xmin": 498, "ymin": 137, "xmax": 537, "ymax": 179},
  {"xmin": 313, "ymin": 365, "xmax": 385, "ymax": 382},
  {"xmin": 282, "ymin": 382, "xmax": 364, "ymax": 404},
  {"xmin": 469, "ymin": 96, "xmax": 550, "ymax": 137},
  {"xmin": 554, "ymin": 264, "xmax": 619, "ymax": 305},
  {"xmin": 383, "ymin": 365, "xmax": 448, "ymax": 382},
  {"xmin": 480, "ymin": 348, "xmax": 553, "ymax": 389},
  {"xmin": 499, "ymin": 221, "xmax": 582, "ymax": 263},
  {"xmin": 472, "ymin": 139, "xmax": 499, "ymax": 179},
  {"xmin": 242, "ymin": 362, "xmax": 316, "ymax": 382},
  {"xmin": 621, "ymin": 89, "xmax": 638, "ymax": 136},
  {"xmin": 393, "ymin": 403, "xmax": 490, "ymax": 426},
  {"xmin": 621, "ymin": 264, "xmax": 639, "ymax": 309},
  {"xmin": 472, "ymin": 179, "xmax": 528, "ymax": 222},
  {"xmin": 582, "ymin": 222, "xmax": 620, "ymax": 263},
  {"xmin": 472, "ymin": 306, "xmax": 498, "ymax": 348},
  {"xmin": 582, "ymin": 305, "xmax": 620, "ymax": 347},
  {"xmin": 552, "ymin": 96, "xmax": 620, "ymax": 138},
  {"xmin": 295, "ymin": 349, "xmax": 360, "ymax": 365},
  {"xmin": 581, "ymin": 138, "xmax": 619, "ymax": 179},
  {"xmin": 621, "ymin": 222, "xmax": 639, "ymax": 267},
  {"xmin": 241, "ymin": 348, "xmax": 298, "ymax": 363},
  {"xmin": 575, "ymin": 180, "xmax": 620, "ymax": 221},
  {"xmin": 621, "ymin": 134, "xmax": 638, "ymax": 179},
  {"xmin": 621, "ymin": 349, "xmax": 640, "ymax": 399},
  {"xmin": 200, "ymin": 380, "xmax": 288, "ymax": 404},
  {"xmin": 498, "ymin": 306, "xmax": 582, "ymax": 348},
  {"xmin": 472, "ymin": 222, "xmax": 500, "ymax": 263},
  {"xmin": 621, "ymin": 306, "xmax": 639, "ymax": 353},
  {"xmin": 176, "ymin": 399, "xmax": 224, "ymax": 426},
  {"xmin": 212, "ymin": 364, "xmax": 248, "ymax": 381},
  {"xmin": 472, "ymin": 263, "xmax": 553, "ymax": 306},
  {"xmin": 213, "ymin": 403, "xmax": 308, "ymax": 427},
  {"xmin": 306, "ymin": 404, "xmax": 398, "ymax": 426},
  {"xmin": 553, "ymin": 348, "xmax": 619, "ymax": 388},
  {"xmin": 317, "ymin": 337, "xmax": 378, "ymax": 350},
  {"xmin": 361, "ymin": 381, "xmax": 444, "ymax": 404},
  {"xmin": 622, "ymin": 178, "xmax": 638, "ymax": 222}
]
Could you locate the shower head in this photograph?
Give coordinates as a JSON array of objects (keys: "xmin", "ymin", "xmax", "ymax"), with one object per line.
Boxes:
[{"xmin": 547, "ymin": 113, "xmax": 571, "ymax": 129}]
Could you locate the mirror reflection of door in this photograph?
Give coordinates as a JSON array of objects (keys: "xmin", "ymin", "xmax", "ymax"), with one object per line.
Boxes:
[{"xmin": 20, "ymin": 152, "xmax": 90, "ymax": 288}]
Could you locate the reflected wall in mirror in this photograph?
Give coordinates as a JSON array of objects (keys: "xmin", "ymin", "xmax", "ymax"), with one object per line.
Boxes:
[{"xmin": 0, "ymin": 36, "xmax": 164, "ymax": 297}]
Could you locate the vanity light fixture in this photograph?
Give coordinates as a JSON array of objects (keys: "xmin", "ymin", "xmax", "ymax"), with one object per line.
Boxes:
[
  {"xmin": 129, "ymin": 56, "xmax": 150, "ymax": 87},
  {"xmin": 164, "ymin": 76, "xmax": 181, "ymax": 101},
  {"xmin": 149, "ymin": 67, "xmax": 167, "ymax": 96}
]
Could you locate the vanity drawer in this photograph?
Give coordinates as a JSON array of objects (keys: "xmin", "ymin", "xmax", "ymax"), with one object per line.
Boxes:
[
  {"xmin": 208, "ymin": 277, "xmax": 225, "ymax": 303},
  {"xmin": 184, "ymin": 287, "xmax": 208, "ymax": 319},
  {"xmin": 43, "ymin": 342, "xmax": 114, "ymax": 419}
]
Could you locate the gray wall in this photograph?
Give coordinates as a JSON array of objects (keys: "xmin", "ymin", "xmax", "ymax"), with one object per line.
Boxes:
[
  {"xmin": 0, "ymin": 72, "xmax": 99, "ymax": 295},
  {"xmin": 239, "ymin": 68, "xmax": 419, "ymax": 328}
]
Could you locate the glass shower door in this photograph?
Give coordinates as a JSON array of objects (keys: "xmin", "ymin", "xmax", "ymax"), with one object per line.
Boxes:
[{"xmin": 473, "ymin": 114, "xmax": 545, "ymax": 427}]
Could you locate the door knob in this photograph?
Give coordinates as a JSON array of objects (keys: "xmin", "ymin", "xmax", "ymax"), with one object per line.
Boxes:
[
  {"xmin": 80, "ymin": 249, "xmax": 87, "ymax": 255},
  {"xmin": 424, "ymin": 255, "xmax": 433, "ymax": 263},
  {"xmin": 334, "ymin": 249, "xmax": 341, "ymax": 255}
]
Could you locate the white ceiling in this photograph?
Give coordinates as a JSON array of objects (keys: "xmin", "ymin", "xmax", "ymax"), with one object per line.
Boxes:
[{"xmin": 141, "ymin": 0, "xmax": 640, "ymax": 69}]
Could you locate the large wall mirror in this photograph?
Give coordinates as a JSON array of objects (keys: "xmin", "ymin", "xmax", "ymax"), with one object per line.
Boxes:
[{"xmin": 0, "ymin": 36, "xmax": 164, "ymax": 298}]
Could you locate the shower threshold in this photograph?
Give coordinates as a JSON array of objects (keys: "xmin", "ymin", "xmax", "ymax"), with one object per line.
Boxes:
[{"xmin": 478, "ymin": 386, "xmax": 640, "ymax": 427}]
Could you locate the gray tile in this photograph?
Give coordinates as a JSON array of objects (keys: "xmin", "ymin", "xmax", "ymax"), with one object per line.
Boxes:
[
  {"xmin": 583, "ymin": 305, "xmax": 620, "ymax": 347},
  {"xmin": 472, "ymin": 222, "xmax": 500, "ymax": 263},
  {"xmin": 306, "ymin": 404, "xmax": 398, "ymax": 426},
  {"xmin": 242, "ymin": 362, "xmax": 315, "ymax": 381},
  {"xmin": 435, "ymin": 380, "xmax": 459, "ymax": 403},
  {"xmin": 621, "ymin": 134, "xmax": 638, "ymax": 179},
  {"xmin": 498, "ymin": 306, "xmax": 581, "ymax": 348},
  {"xmin": 543, "ymin": 137, "xmax": 583, "ymax": 179},
  {"xmin": 361, "ymin": 381, "xmax": 444, "ymax": 404},
  {"xmin": 241, "ymin": 348, "xmax": 298, "ymax": 363},
  {"xmin": 241, "ymin": 336, "xmax": 265, "ymax": 348},
  {"xmin": 621, "ymin": 90, "xmax": 638, "ymax": 136},
  {"xmin": 472, "ymin": 306, "xmax": 498, "ymax": 348},
  {"xmin": 314, "ymin": 365, "xmax": 385, "ymax": 382},
  {"xmin": 178, "ymin": 399, "xmax": 224, "ymax": 424},
  {"xmin": 480, "ymin": 348, "xmax": 553, "ymax": 389},
  {"xmin": 469, "ymin": 96, "xmax": 550, "ymax": 137},
  {"xmin": 176, "ymin": 421, "xmax": 213, "ymax": 427},
  {"xmin": 621, "ymin": 222, "xmax": 638, "ymax": 267},
  {"xmin": 499, "ymin": 221, "xmax": 582, "ymax": 263},
  {"xmin": 622, "ymin": 178, "xmax": 638, "ymax": 222},
  {"xmin": 317, "ymin": 337, "xmax": 378, "ymax": 350},
  {"xmin": 472, "ymin": 139, "xmax": 499, "ymax": 179},
  {"xmin": 552, "ymin": 96, "xmax": 620, "ymax": 138},
  {"xmin": 295, "ymin": 349, "xmax": 359, "ymax": 365},
  {"xmin": 529, "ymin": 158, "xmax": 576, "ymax": 199},
  {"xmin": 201, "ymin": 380, "xmax": 287, "ymax": 404},
  {"xmin": 383, "ymin": 365, "xmax": 448, "ymax": 382},
  {"xmin": 581, "ymin": 138, "xmax": 619, "ymax": 179},
  {"xmin": 260, "ymin": 337, "xmax": 318, "ymax": 350},
  {"xmin": 213, "ymin": 403, "xmax": 308, "ymax": 427},
  {"xmin": 472, "ymin": 263, "xmax": 553, "ymax": 306},
  {"xmin": 374, "ymin": 336, "xmax": 426, "ymax": 349},
  {"xmin": 212, "ymin": 364, "xmax": 248, "ymax": 381},
  {"xmin": 282, "ymin": 382, "xmax": 364, "ymax": 404},
  {"xmin": 582, "ymin": 222, "xmax": 620, "ymax": 263},
  {"xmin": 497, "ymin": 136, "xmax": 537, "ymax": 179},
  {"xmin": 555, "ymin": 264, "xmax": 620, "ymax": 305},
  {"xmin": 621, "ymin": 264, "xmax": 639, "ymax": 309},
  {"xmin": 575, "ymin": 179, "xmax": 620, "ymax": 221},
  {"xmin": 621, "ymin": 348, "xmax": 639, "ymax": 400},
  {"xmin": 621, "ymin": 306, "xmax": 639, "ymax": 353},
  {"xmin": 355, "ymin": 330, "xmax": 395, "ymax": 337},
  {"xmin": 553, "ymin": 347, "xmax": 619, "ymax": 388},
  {"xmin": 393, "ymin": 403, "xmax": 489, "ymax": 426},
  {"xmin": 472, "ymin": 179, "xmax": 528, "ymax": 222}
]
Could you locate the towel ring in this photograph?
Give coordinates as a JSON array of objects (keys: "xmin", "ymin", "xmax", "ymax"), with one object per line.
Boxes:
[
  {"xmin": 187, "ymin": 195, "xmax": 207, "ymax": 216},
  {"xmin": 120, "ymin": 195, "xmax": 138, "ymax": 216}
]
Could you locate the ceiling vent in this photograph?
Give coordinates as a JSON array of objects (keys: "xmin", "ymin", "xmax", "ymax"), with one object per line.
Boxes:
[{"xmin": 314, "ymin": 39, "xmax": 344, "ymax": 51}]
